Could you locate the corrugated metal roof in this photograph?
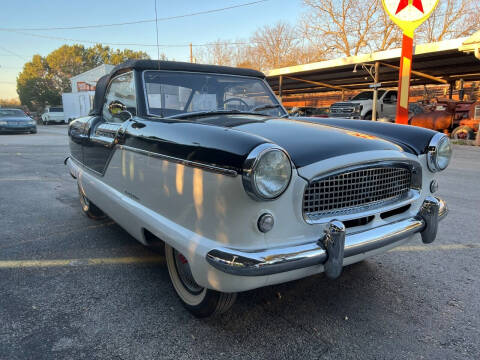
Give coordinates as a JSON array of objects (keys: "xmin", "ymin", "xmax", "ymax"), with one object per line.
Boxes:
[{"xmin": 266, "ymin": 33, "xmax": 480, "ymax": 95}]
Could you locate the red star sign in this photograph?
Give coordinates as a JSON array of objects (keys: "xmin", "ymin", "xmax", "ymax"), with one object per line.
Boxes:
[{"xmin": 395, "ymin": 0, "xmax": 424, "ymax": 14}]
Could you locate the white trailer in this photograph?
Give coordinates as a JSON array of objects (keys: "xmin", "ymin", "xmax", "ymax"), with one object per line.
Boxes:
[{"xmin": 62, "ymin": 91, "xmax": 95, "ymax": 122}]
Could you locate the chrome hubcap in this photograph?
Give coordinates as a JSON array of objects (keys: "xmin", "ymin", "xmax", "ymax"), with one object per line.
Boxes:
[{"xmin": 173, "ymin": 250, "xmax": 203, "ymax": 294}]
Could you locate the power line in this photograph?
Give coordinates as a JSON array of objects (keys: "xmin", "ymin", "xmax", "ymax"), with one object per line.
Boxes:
[
  {"xmin": 0, "ymin": 0, "xmax": 271, "ymax": 31},
  {"xmin": 0, "ymin": 29, "xmax": 250, "ymax": 48},
  {"xmin": 154, "ymin": 0, "xmax": 161, "ymax": 64},
  {"xmin": 0, "ymin": 46, "xmax": 26, "ymax": 60}
]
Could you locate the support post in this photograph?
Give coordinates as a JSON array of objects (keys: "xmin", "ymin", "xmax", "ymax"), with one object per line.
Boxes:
[
  {"xmin": 449, "ymin": 81, "xmax": 454, "ymax": 99},
  {"xmin": 279, "ymin": 75, "xmax": 283, "ymax": 102},
  {"xmin": 189, "ymin": 43, "xmax": 193, "ymax": 63},
  {"xmin": 372, "ymin": 61, "xmax": 380, "ymax": 121},
  {"xmin": 341, "ymin": 89, "xmax": 345, "ymax": 101},
  {"xmin": 396, "ymin": 34, "xmax": 413, "ymax": 124}
]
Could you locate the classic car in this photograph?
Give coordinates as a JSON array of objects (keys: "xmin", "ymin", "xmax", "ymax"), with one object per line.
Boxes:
[
  {"xmin": 0, "ymin": 108, "xmax": 37, "ymax": 134},
  {"xmin": 66, "ymin": 60, "xmax": 450, "ymax": 317}
]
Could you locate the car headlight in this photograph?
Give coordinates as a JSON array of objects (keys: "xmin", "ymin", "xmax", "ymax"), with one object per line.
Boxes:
[
  {"xmin": 0, "ymin": 121, "xmax": 7, "ymax": 125},
  {"xmin": 29, "ymin": 120, "xmax": 36, "ymax": 125},
  {"xmin": 427, "ymin": 133, "xmax": 452, "ymax": 172},
  {"xmin": 354, "ymin": 104, "xmax": 363, "ymax": 113},
  {"xmin": 243, "ymin": 144, "xmax": 292, "ymax": 200}
]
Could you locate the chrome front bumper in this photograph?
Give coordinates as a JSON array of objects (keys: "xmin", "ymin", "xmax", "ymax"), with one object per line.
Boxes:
[{"xmin": 206, "ymin": 196, "xmax": 447, "ymax": 278}]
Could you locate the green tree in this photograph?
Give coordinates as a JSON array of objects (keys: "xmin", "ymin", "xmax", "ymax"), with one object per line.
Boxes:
[{"xmin": 17, "ymin": 44, "xmax": 149, "ymax": 110}]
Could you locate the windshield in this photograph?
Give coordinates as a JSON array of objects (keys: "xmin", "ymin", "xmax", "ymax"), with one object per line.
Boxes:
[
  {"xmin": 143, "ymin": 70, "xmax": 286, "ymax": 118},
  {"xmin": 49, "ymin": 107, "xmax": 63, "ymax": 112},
  {"xmin": 0, "ymin": 109, "xmax": 26, "ymax": 117},
  {"xmin": 351, "ymin": 90, "xmax": 386, "ymax": 101}
]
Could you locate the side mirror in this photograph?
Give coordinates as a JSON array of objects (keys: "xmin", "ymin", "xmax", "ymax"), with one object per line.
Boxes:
[
  {"xmin": 108, "ymin": 101, "xmax": 132, "ymax": 122},
  {"xmin": 108, "ymin": 101, "xmax": 126, "ymax": 115}
]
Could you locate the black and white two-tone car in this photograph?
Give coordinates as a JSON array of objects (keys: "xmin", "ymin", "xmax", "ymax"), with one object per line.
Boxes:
[{"xmin": 66, "ymin": 60, "xmax": 450, "ymax": 317}]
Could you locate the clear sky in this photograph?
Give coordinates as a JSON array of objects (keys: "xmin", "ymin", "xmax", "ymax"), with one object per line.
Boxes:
[{"xmin": 0, "ymin": 0, "xmax": 303, "ymax": 99}]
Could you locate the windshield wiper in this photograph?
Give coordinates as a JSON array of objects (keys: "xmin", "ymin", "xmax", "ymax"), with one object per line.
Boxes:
[
  {"xmin": 251, "ymin": 104, "xmax": 282, "ymax": 112},
  {"xmin": 165, "ymin": 105, "xmax": 288, "ymax": 120},
  {"xmin": 166, "ymin": 109, "xmax": 248, "ymax": 119}
]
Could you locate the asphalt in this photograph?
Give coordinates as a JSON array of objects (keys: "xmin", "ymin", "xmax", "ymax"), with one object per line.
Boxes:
[{"xmin": 1, "ymin": 125, "xmax": 479, "ymax": 360}]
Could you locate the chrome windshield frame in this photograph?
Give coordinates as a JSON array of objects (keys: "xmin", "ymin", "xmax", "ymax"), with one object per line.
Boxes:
[{"xmin": 141, "ymin": 69, "xmax": 288, "ymax": 119}]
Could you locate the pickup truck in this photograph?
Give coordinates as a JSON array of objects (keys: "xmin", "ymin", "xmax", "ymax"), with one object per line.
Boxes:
[
  {"xmin": 329, "ymin": 90, "xmax": 398, "ymax": 120},
  {"xmin": 41, "ymin": 106, "xmax": 65, "ymax": 125}
]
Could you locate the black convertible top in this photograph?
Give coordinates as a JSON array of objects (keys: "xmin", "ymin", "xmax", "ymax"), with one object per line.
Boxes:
[
  {"xmin": 112, "ymin": 60, "xmax": 265, "ymax": 78},
  {"xmin": 89, "ymin": 60, "xmax": 265, "ymax": 116}
]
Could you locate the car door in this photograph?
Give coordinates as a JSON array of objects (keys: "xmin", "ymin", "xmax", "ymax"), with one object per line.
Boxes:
[
  {"xmin": 83, "ymin": 71, "xmax": 137, "ymax": 174},
  {"xmin": 381, "ymin": 91, "xmax": 397, "ymax": 119}
]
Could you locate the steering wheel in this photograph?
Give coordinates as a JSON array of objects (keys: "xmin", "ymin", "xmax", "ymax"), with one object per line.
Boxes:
[{"xmin": 223, "ymin": 97, "xmax": 249, "ymax": 109}]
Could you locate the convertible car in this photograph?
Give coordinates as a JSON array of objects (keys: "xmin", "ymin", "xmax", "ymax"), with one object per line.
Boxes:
[{"xmin": 66, "ymin": 60, "xmax": 450, "ymax": 317}]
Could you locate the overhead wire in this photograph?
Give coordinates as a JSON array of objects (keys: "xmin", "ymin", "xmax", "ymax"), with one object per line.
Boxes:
[{"xmin": 0, "ymin": 0, "xmax": 271, "ymax": 31}]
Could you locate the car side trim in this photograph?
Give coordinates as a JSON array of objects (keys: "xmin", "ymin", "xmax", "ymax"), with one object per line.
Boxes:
[{"xmin": 119, "ymin": 145, "xmax": 238, "ymax": 177}]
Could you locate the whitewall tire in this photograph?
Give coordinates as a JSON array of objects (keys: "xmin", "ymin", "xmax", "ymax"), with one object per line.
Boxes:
[{"xmin": 165, "ymin": 244, "xmax": 237, "ymax": 317}]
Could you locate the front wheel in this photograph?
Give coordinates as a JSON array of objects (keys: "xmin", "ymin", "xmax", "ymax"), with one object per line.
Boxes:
[{"xmin": 165, "ymin": 244, "xmax": 237, "ymax": 317}]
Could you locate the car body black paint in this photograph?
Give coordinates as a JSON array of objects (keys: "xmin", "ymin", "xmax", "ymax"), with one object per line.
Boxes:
[
  {"xmin": 69, "ymin": 60, "xmax": 438, "ymax": 177},
  {"xmin": 296, "ymin": 117, "xmax": 438, "ymax": 155},
  {"xmin": 70, "ymin": 113, "xmax": 408, "ymax": 176}
]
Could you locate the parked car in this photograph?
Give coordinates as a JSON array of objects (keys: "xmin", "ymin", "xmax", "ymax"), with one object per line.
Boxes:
[
  {"xmin": 41, "ymin": 106, "xmax": 64, "ymax": 125},
  {"xmin": 0, "ymin": 108, "xmax": 37, "ymax": 134},
  {"xmin": 409, "ymin": 99, "xmax": 480, "ymax": 140},
  {"xmin": 66, "ymin": 60, "xmax": 450, "ymax": 317},
  {"xmin": 329, "ymin": 90, "xmax": 398, "ymax": 120}
]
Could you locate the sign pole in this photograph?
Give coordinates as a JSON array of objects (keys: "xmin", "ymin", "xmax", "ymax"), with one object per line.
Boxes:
[
  {"xmin": 381, "ymin": 0, "xmax": 439, "ymax": 124},
  {"xmin": 396, "ymin": 33, "xmax": 414, "ymax": 124}
]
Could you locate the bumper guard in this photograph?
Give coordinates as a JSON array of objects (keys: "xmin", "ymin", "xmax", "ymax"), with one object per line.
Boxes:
[{"xmin": 206, "ymin": 196, "xmax": 447, "ymax": 279}]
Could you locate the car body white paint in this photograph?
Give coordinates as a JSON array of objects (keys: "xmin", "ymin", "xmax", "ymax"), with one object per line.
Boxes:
[{"xmin": 68, "ymin": 146, "xmax": 436, "ymax": 293}]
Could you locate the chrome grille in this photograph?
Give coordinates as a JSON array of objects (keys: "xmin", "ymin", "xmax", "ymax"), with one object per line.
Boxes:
[{"xmin": 303, "ymin": 166, "xmax": 412, "ymax": 220}]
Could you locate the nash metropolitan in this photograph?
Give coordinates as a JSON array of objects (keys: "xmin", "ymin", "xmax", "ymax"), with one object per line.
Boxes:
[{"xmin": 66, "ymin": 60, "xmax": 450, "ymax": 317}]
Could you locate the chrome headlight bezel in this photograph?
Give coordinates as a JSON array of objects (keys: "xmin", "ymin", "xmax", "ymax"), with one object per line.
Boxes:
[
  {"xmin": 242, "ymin": 143, "xmax": 293, "ymax": 201},
  {"xmin": 427, "ymin": 133, "xmax": 452, "ymax": 172}
]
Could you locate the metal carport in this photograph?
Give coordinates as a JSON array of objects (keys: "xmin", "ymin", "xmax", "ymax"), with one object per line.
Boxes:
[{"xmin": 266, "ymin": 31, "xmax": 480, "ymax": 100}]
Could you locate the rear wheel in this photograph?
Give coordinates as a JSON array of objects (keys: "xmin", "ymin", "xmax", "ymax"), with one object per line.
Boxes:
[
  {"xmin": 78, "ymin": 185, "xmax": 105, "ymax": 220},
  {"xmin": 451, "ymin": 126, "xmax": 475, "ymax": 140},
  {"xmin": 165, "ymin": 244, "xmax": 236, "ymax": 317}
]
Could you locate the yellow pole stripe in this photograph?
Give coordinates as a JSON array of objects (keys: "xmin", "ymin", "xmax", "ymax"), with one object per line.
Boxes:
[
  {"xmin": 400, "ymin": 56, "xmax": 411, "ymax": 109},
  {"xmin": 0, "ymin": 256, "xmax": 165, "ymax": 269}
]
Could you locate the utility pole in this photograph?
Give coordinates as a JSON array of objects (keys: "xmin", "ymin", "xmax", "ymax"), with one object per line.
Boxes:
[
  {"xmin": 372, "ymin": 62, "xmax": 380, "ymax": 121},
  {"xmin": 189, "ymin": 43, "xmax": 193, "ymax": 63}
]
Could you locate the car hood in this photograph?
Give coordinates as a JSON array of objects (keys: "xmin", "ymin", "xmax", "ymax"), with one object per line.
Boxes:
[
  {"xmin": 1, "ymin": 117, "xmax": 31, "ymax": 122},
  {"xmin": 200, "ymin": 115, "xmax": 404, "ymax": 168}
]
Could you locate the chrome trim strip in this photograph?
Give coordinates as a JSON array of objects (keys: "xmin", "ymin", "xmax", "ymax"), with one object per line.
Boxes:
[
  {"xmin": 141, "ymin": 70, "xmax": 288, "ymax": 118},
  {"xmin": 437, "ymin": 196, "xmax": 448, "ymax": 221},
  {"xmin": 427, "ymin": 133, "xmax": 452, "ymax": 172},
  {"xmin": 206, "ymin": 196, "xmax": 447, "ymax": 276},
  {"xmin": 242, "ymin": 143, "xmax": 293, "ymax": 201},
  {"xmin": 91, "ymin": 135, "xmax": 116, "ymax": 147},
  {"xmin": 118, "ymin": 145, "xmax": 238, "ymax": 177}
]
